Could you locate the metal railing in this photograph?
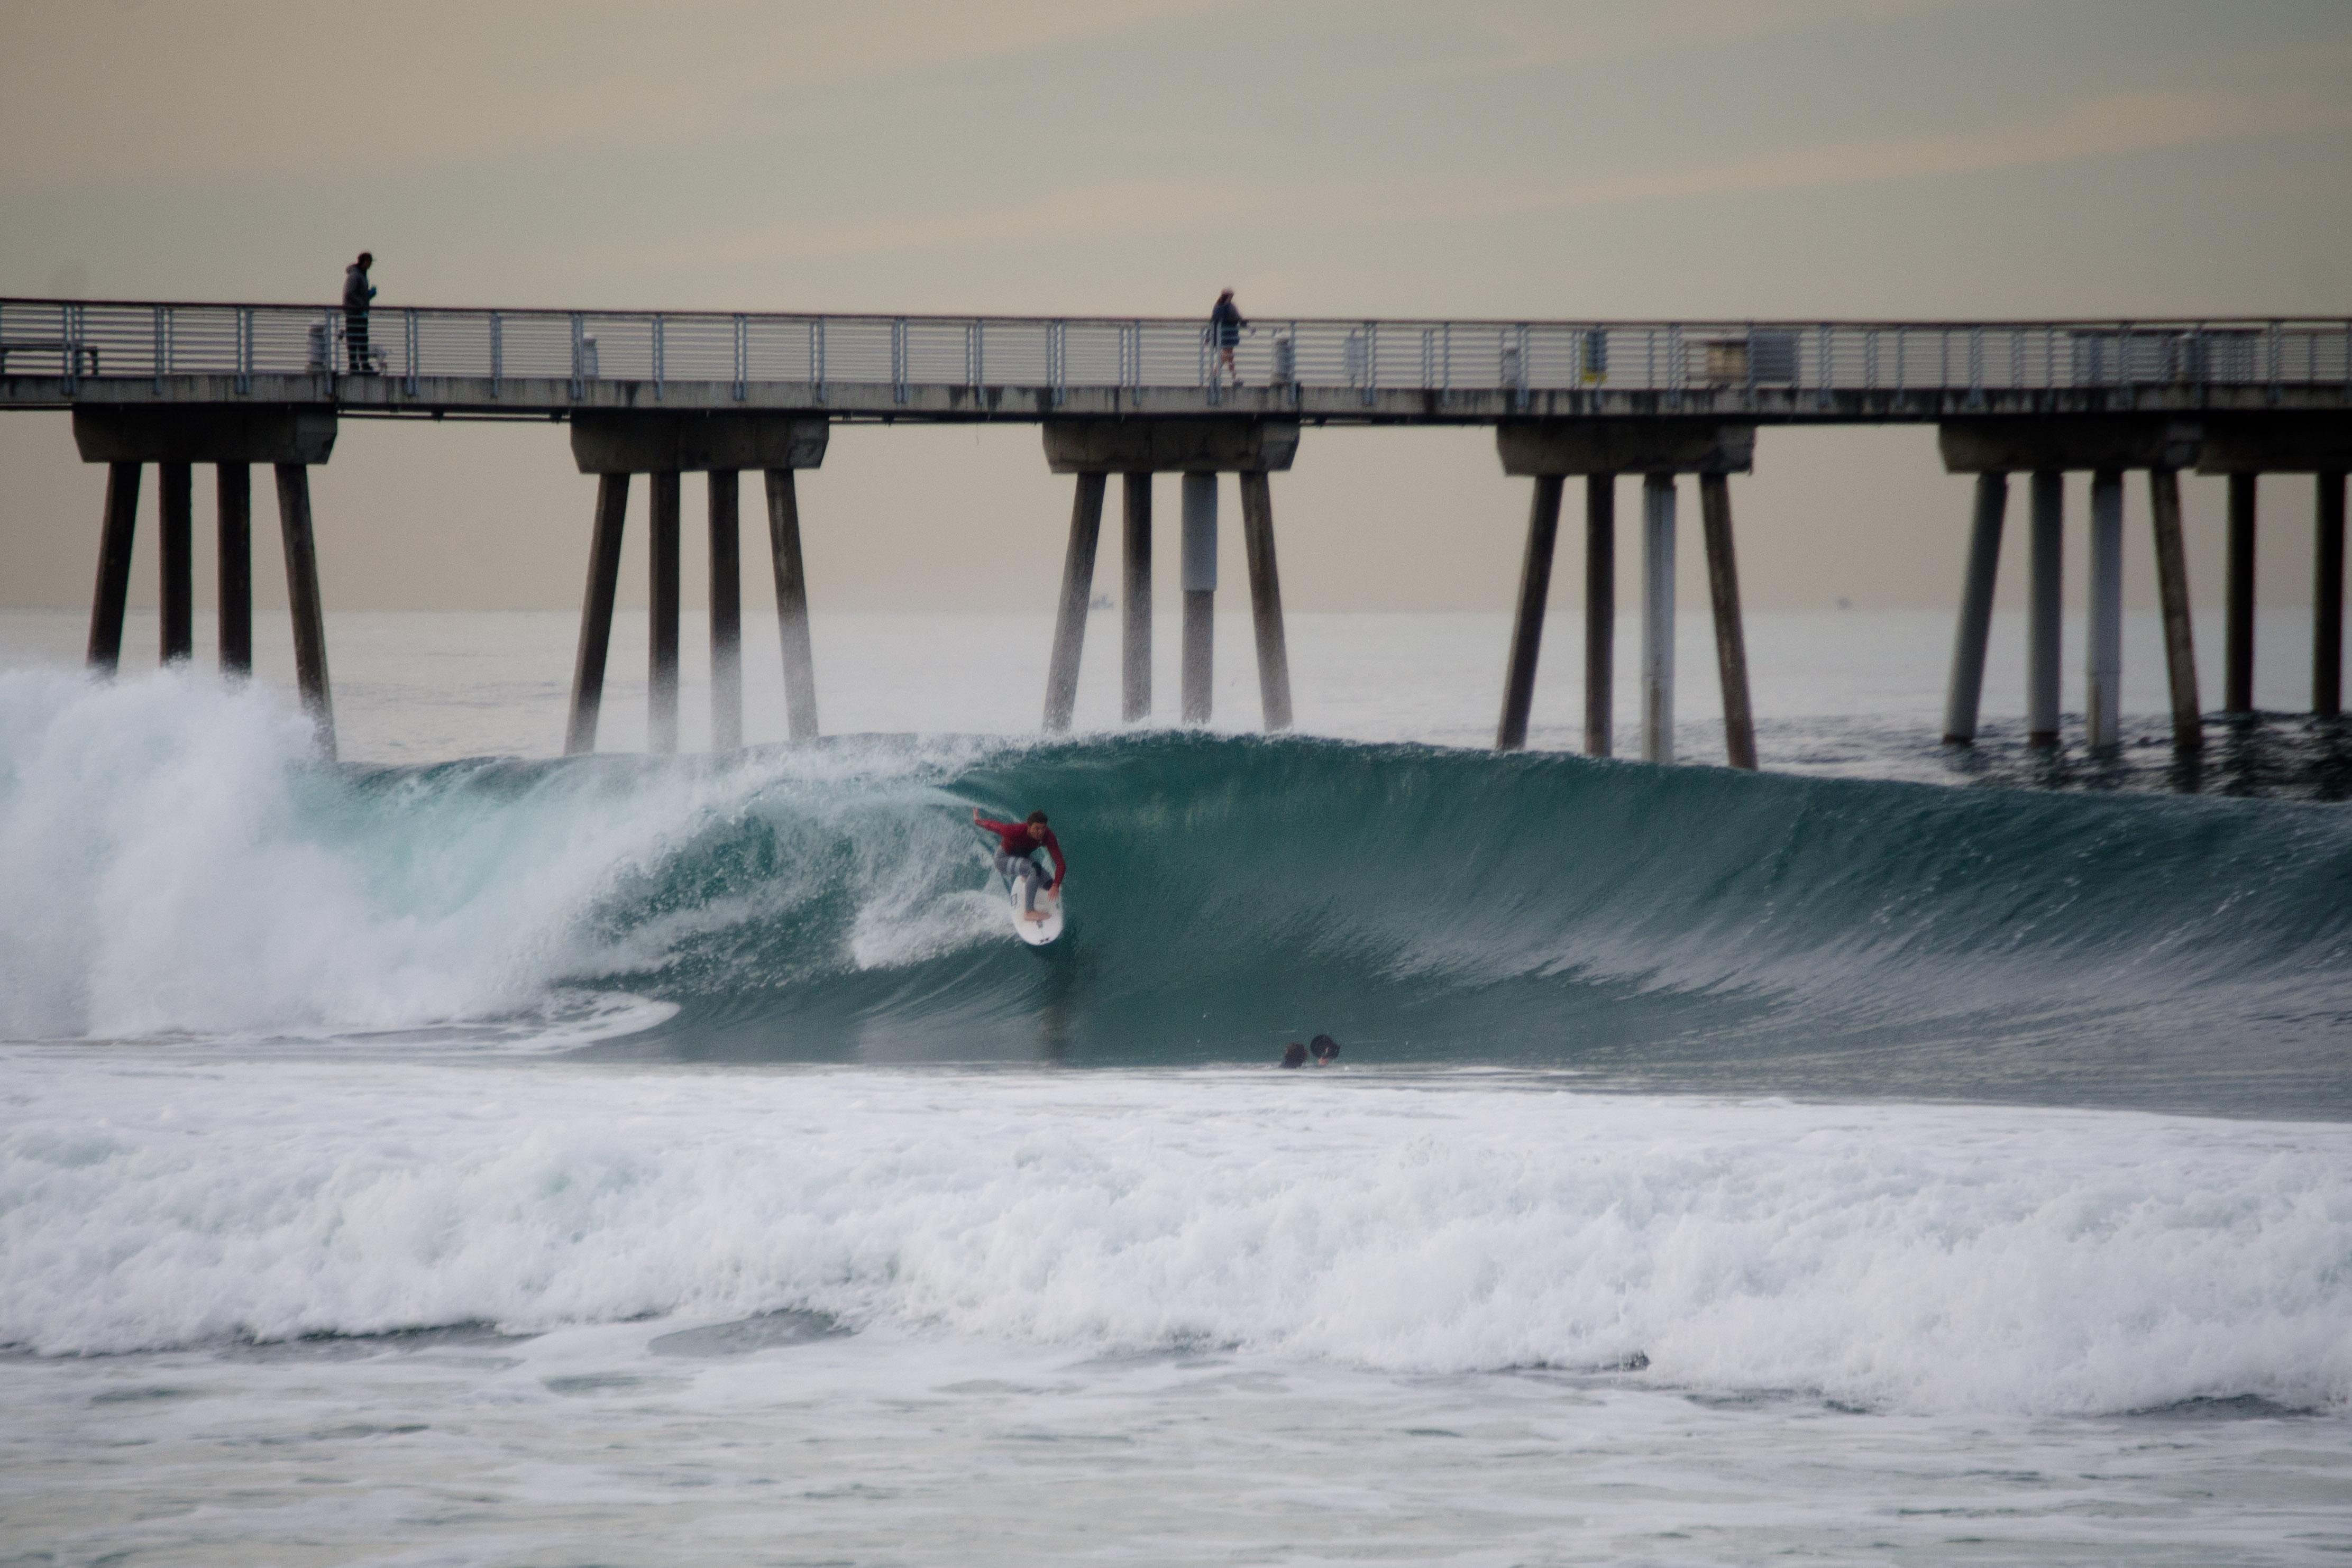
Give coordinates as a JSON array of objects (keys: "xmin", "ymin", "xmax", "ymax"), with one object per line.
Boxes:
[{"xmin": 2, "ymin": 298, "xmax": 2347, "ymax": 405}]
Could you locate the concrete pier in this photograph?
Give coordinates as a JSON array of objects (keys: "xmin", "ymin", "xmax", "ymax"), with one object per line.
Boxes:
[
  {"xmin": 1585, "ymin": 476, "xmax": 1615, "ymax": 758},
  {"xmin": 1495, "ymin": 474, "xmax": 1563, "ymax": 752},
  {"xmin": 1181, "ymin": 473, "xmax": 1216, "ymax": 725},
  {"xmin": 1042, "ymin": 471, "xmax": 1106, "ymax": 733},
  {"xmin": 2085, "ymin": 471, "xmax": 2124, "ymax": 748},
  {"xmin": 1698, "ymin": 473, "xmax": 1756, "ymax": 771},
  {"xmin": 158, "ymin": 462, "xmax": 193, "ymax": 664},
  {"xmin": 1122, "ymin": 473, "xmax": 1152, "ymax": 722},
  {"xmin": 708, "ymin": 469, "xmax": 742, "ymax": 751},
  {"xmin": 565, "ymin": 475, "xmax": 628, "ymax": 756},
  {"xmin": 2226, "ymin": 473, "xmax": 2256, "ymax": 713},
  {"xmin": 86, "ymin": 461, "xmax": 139, "ymax": 673},
  {"xmin": 2147, "ymin": 469, "xmax": 2203, "ymax": 751},
  {"xmin": 648, "ymin": 471, "xmax": 681, "ymax": 754},
  {"xmin": 2319, "ymin": 472, "xmax": 2346, "ymax": 718},
  {"xmin": 764, "ymin": 469, "xmax": 819, "ymax": 742},
  {"xmin": 2026, "ymin": 472, "xmax": 2064, "ymax": 746},
  {"xmin": 272, "ymin": 463, "xmax": 335, "ymax": 758},
  {"xmin": 1941, "ymin": 473, "xmax": 2007, "ymax": 745},
  {"xmin": 217, "ymin": 464, "xmax": 252, "ymax": 677},
  {"xmin": 1641, "ymin": 474, "xmax": 1676, "ymax": 765},
  {"xmin": 1238, "ymin": 472, "xmax": 1293, "ymax": 732}
]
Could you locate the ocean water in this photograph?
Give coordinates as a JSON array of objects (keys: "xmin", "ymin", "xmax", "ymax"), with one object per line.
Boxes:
[{"xmin": 3, "ymin": 608, "xmax": 2350, "ymax": 1565}]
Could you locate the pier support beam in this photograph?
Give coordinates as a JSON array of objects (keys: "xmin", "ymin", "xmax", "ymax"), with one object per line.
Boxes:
[
  {"xmin": 764, "ymin": 470, "xmax": 819, "ymax": 742},
  {"xmin": 566, "ymin": 475, "xmax": 629, "ymax": 756},
  {"xmin": 217, "ymin": 465, "xmax": 252, "ymax": 677},
  {"xmin": 158, "ymin": 462, "xmax": 193, "ymax": 664},
  {"xmin": 1043, "ymin": 471, "xmax": 1107, "ymax": 733},
  {"xmin": 86, "ymin": 462, "xmax": 140, "ymax": 673},
  {"xmin": 2226, "ymin": 474, "xmax": 2256, "ymax": 714},
  {"xmin": 272, "ymin": 464, "xmax": 335, "ymax": 759},
  {"xmin": 2027, "ymin": 472, "xmax": 2064, "ymax": 747},
  {"xmin": 1641, "ymin": 474, "xmax": 1677, "ymax": 765},
  {"xmin": 708, "ymin": 469, "xmax": 742, "ymax": 752},
  {"xmin": 2148, "ymin": 469, "xmax": 2203, "ymax": 751},
  {"xmin": 2085, "ymin": 470, "xmax": 2124, "ymax": 749},
  {"xmin": 1585, "ymin": 476, "xmax": 1615, "ymax": 758},
  {"xmin": 1122, "ymin": 474, "xmax": 1152, "ymax": 722},
  {"xmin": 1181, "ymin": 473, "xmax": 1216, "ymax": 725},
  {"xmin": 1238, "ymin": 472, "xmax": 1293, "ymax": 732},
  {"xmin": 1942, "ymin": 473, "xmax": 2008, "ymax": 745},
  {"xmin": 648, "ymin": 472, "xmax": 681, "ymax": 754},
  {"xmin": 1495, "ymin": 474, "xmax": 1563, "ymax": 752},
  {"xmin": 2318, "ymin": 472, "xmax": 2345, "ymax": 718},
  {"xmin": 1698, "ymin": 473, "xmax": 1756, "ymax": 771}
]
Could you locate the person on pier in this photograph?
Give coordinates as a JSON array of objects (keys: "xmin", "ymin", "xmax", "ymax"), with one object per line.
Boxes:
[
  {"xmin": 1210, "ymin": 289, "xmax": 1247, "ymax": 385},
  {"xmin": 343, "ymin": 252, "xmax": 376, "ymax": 374},
  {"xmin": 974, "ymin": 808, "xmax": 1067, "ymax": 923}
]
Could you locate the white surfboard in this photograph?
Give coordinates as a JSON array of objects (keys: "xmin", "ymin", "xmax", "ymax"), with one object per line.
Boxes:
[{"xmin": 1008, "ymin": 867, "xmax": 1064, "ymax": 947}]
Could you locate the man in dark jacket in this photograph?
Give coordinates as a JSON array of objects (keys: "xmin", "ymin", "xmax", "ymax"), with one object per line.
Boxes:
[
  {"xmin": 1210, "ymin": 288, "xmax": 1246, "ymax": 384},
  {"xmin": 343, "ymin": 253, "xmax": 376, "ymax": 373}
]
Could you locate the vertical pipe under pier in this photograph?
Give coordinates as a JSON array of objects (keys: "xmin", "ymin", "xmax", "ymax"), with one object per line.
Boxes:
[
  {"xmin": 272, "ymin": 464, "xmax": 335, "ymax": 760},
  {"xmin": 1238, "ymin": 472, "xmax": 1293, "ymax": 732},
  {"xmin": 2027, "ymin": 471, "xmax": 2063, "ymax": 746},
  {"xmin": 2085, "ymin": 470, "xmax": 2124, "ymax": 749},
  {"xmin": 1495, "ymin": 474, "xmax": 1563, "ymax": 752},
  {"xmin": 1640, "ymin": 474, "xmax": 1676, "ymax": 764},
  {"xmin": 2226, "ymin": 473, "xmax": 2256, "ymax": 713},
  {"xmin": 217, "ymin": 464, "xmax": 252, "ymax": 677},
  {"xmin": 86, "ymin": 462, "xmax": 140, "ymax": 673},
  {"xmin": 648, "ymin": 471, "xmax": 681, "ymax": 754},
  {"xmin": 764, "ymin": 469, "xmax": 820, "ymax": 742},
  {"xmin": 2317, "ymin": 472, "xmax": 2346, "ymax": 718},
  {"xmin": 1584, "ymin": 475, "xmax": 1615, "ymax": 758},
  {"xmin": 1181, "ymin": 473, "xmax": 1216, "ymax": 725},
  {"xmin": 158, "ymin": 462, "xmax": 193, "ymax": 664},
  {"xmin": 2147, "ymin": 469, "xmax": 2203, "ymax": 751},
  {"xmin": 1698, "ymin": 473, "xmax": 1757, "ymax": 771},
  {"xmin": 1042, "ymin": 471, "xmax": 1107, "ymax": 733},
  {"xmin": 1941, "ymin": 472, "xmax": 2007, "ymax": 744},
  {"xmin": 708, "ymin": 469, "xmax": 742, "ymax": 752},
  {"xmin": 565, "ymin": 474, "xmax": 629, "ymax": 756},
  {"xmin": 1122, "ymin": 473, "xmax": 1152, "ymax": 722}
]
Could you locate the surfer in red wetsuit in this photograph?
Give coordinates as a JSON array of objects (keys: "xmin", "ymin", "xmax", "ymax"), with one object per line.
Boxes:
[{"xmin": 973, "ymin": 809, "xmax": 1066, "ymax": 922}]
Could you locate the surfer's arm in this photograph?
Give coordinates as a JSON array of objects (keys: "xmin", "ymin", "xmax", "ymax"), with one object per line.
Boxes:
[
  {"xmin": 1042, "ymin": 832, "xmax": 1067, "ymax": 884},
  {"xmin": 972, "ymin": 811, "xmax": 1013, "ymax": 835}
]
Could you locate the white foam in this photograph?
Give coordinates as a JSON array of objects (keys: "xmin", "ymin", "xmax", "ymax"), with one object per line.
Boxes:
[{"xmin": 4, "ymin": 1056, "xmax": 2346, "ymax": 1418}]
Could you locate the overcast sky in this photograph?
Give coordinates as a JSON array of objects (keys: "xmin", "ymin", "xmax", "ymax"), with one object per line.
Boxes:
[{"xmin": 2, "ymin": 0, "xmax": 2347, "ymax": 619}]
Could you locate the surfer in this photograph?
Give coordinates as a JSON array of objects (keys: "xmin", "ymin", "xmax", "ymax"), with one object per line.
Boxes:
[
  {"xmin": 1280, "ymin": 1043, "xmax": 1307, "ymax": 1068},
  {"xmin": 1311, "ymin": 1034, "xmax": 1341, "ymax": 1065},
  {"xmin": 974, "ymin": 808, "xmax": 1066, "ymax": 923}
]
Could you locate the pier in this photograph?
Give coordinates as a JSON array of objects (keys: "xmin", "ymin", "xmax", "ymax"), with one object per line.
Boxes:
[{"xmin": 5, "ymin": 298, "xmax": 2348, "ymax": 762}]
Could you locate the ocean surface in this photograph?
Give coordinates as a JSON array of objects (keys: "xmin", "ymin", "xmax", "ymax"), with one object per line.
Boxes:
[{"xmin": 3, "ymin": 607, "xmax": 2349, "ymax": 1565}]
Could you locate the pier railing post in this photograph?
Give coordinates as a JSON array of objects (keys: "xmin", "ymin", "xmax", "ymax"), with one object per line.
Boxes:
[
  {"xmin": 1122, "ymin": 473, "xmax": 1152, "ymax": 722},
  {"xmin": 1044, "ymin": 471, "xmax": 1107, "ymax": 733},
  {"xmin": 86, "ymin": 461, "xmax": 140, "ymax": 673},
  {"xmin": 2318, "ymin": 471, "xmax": 2346, "ymax": 718},
  {"xmin": 159, "ymin": 461, "xmax": 193, "ymax": 664},
  {"xmin": 763, "ymin": 468, "xmax": 820, "ymax": 742},
  {"xmin": 2148, "ymin": 467, "xmax": 2203, "ymax": 751},
  {"xmin": 1181, "ymin": 472, "xmax": 1217, "ymax": 725},
  {"xmin": 1698, "ymin": 472, "xmax": 1756, "ymax": 770},
  {"xmin": 708, "ymin": 468, "xmax": 742, "ymax": 751},
  {"xmin": 1238, "ymin": 471, "xmax": 1293, "ymax": 732},
  {"xmin": 2027, "ymin": 471, "xmax": 2063, "ymax": 746},
  {"xmin": 272, "ymin": 463, "xmax": 335, "ymax": 759},
  {"xmin": 1584, "ymin": 475, "xmax": 1615, "ymax": 757},
  {"xmin": 2226, "ymin": 472, "xmax": 2256, "ymax": 713},
  {"xmin": 1640, "ymin": 473, "xmax": 1677, "ymax": 764},
  {"xmin": 648, "ymin": 470, "xmax": 681, "ymax": 753},
  {"xmin": 1941, "ymin": 472, "xmax": 2007, "ymax": 744},
  {"xmin": 1496, "ymin": 473, "xmax": 1563, "ymax": 751},
  {"xmin": 2085, "ymin": 469, "xmax": 2124, "ymax": 748},
  {"xmin": 565, "ymin": 474, "xmax": 629, "ymax": 755},
  {"xmin": 217, "ymin": 464, "xmax": 252, "ymax": 677}
]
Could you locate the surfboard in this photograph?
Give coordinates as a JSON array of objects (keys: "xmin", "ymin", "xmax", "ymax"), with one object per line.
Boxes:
[{"xmin": 1008, "ymin": 864, "xmax": 1064, "ymax": 947}]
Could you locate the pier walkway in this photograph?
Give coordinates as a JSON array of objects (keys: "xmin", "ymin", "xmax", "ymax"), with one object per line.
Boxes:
[{"xmin": 5, "ymin": 297, "xmax": 2347, "ymax": 768}]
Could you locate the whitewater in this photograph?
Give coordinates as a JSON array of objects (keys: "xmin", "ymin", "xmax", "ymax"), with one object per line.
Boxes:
[{"xmin": 4, "ymin": 609, "xmax": 2350, "ymax": 1565}]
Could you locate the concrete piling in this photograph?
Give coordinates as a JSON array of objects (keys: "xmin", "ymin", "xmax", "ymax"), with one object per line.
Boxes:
[
  {"xmin": 2027, "ymin": 471, "xmax": 2063, "ymax": 747},
  {"xmin": 708, "ymin": 469, "xmax": 742, "ymax": 752},
  {"xmin": 1181, "ymin": 473, "xmax": 1216, "ymax": 725},
  {"xmin": 1238, "ymin": 472, "xmax": 1293, "ymax": 732},
  {"xmin": 2226, "ymin": 473, "xmax": 2256, "ymax": 713},
  {"xmin": 1941, "ymin": 473, "xmax": 2007, "ymax": 744},
  {"xmin": 1641, "ymin": 473, "xmax": 1676, "ymax": 765},
  {"xmin": 1585, "ymin": 476, "xmax": 1615, "ymax": 758},
  {"xmin": 86, "ymin": 461, "xmax": 140, "ymax": 673},
  {"xmin": 763, "ymin": 469, "xmax": 819, "ymax": 742},
  {"xmin": 565, "ymin": 474, "xmax": 629, "ymax": 755},
  {"xmin": 1122, "ymin": 473, "xmax": 1152, "ymax": 722},
  {"xmin": 2147, "ymin": 468, "xmax": 2203, "ymax": 751},
  {"xmin": 2318, "ymin": 471, "xmax": 2346, "ymax": 717},
  {"xmin": 272, "ymin": 464, "xmax": 335, "ymax": 759},
  {"xmin": 2085, "ymin": 470, "xmax": 2124, "ymax": 748},
  {"xmin": 159, "ymin": 461, "xmax": 193, "ymax": 664},
  {"xmin": 648, "ymin": 471, "xmax": 681, "ymax": 754},
  {"xmin": 1698, "ymin": 473, "xmax": 1757, "ymax": 771},
  {"xmin": 217, "ymin": 464, "xmax": 252, "ymax": 677},
  {"xmin": 1495, "ymin": 474, "xmax": 1563, "ymax": 752},
  {"xmin": 1042, "ymin": 471, "xmax": 1107, "ymax": 733}
]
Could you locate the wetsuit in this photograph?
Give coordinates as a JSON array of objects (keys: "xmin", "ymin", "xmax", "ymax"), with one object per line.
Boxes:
[{"xmin": 977, "ymin": 817, "xmax": 1065, "ymax": 913}]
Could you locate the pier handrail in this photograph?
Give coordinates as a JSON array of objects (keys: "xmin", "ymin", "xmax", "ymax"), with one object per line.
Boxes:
[{"xmin": 1, "ymin": 297, "xmax": 2346, "ymax": 405}]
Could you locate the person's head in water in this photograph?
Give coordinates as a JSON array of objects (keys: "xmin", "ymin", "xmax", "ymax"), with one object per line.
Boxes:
[
  {"xmin": 1311, "ymin": 1034, "xmax": 1340, "ymax": 1065},
  {"xmin": 1280, "ymin": 1042, "xmax": 1307, "ymax": 1069},
  {"xmin": 1024, "ymin": 810, "xmax": 1050, "ymax": 842}
]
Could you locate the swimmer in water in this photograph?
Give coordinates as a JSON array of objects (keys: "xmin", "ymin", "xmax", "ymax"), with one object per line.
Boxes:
[
  {"xmin": 1279, "ymin": 1042, "xmax": 1307, "ymax": 1068},
  {"xmin": 1311, "ymin": 1034, "xmax": 1340, "ymax": 1065}
]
